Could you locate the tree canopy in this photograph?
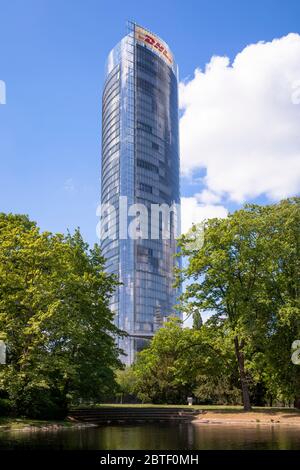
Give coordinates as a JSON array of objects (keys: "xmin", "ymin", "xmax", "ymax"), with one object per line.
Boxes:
[
  {"xmin": 130, "ymin": 317, "xmax": 239, "ymax": 404},
  {"xmin": 176, "ymin": 198, "xmax": 300, "ymax": 409},
  {"xmin": 0, "ymin": 213, "xmax": 122, "ymax": 418}
]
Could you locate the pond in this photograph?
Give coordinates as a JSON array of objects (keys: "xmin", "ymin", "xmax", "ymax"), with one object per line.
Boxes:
[{"xmin": 0, "ymin": 423, "xmax": 300, "ymax": 450}]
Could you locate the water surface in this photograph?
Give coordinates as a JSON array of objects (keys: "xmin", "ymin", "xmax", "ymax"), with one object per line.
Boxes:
[{"xmin": 0, "ymin": 423, "xmax": 300, "ymax": 450}]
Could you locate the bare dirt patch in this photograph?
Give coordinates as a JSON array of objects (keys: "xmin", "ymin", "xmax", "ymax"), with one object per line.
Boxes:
[{"xmin": 194, "ymin": 410, "xmax": 300, "ymax": 426}]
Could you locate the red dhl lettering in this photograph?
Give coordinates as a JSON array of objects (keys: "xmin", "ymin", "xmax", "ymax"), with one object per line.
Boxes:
[
  {"xmin": 144, "ymin": 34, "xmax": 155, "ymax": 46},
  {"xmin": 137, "ymin": 32, "xmax": 172, "ymax": 64}
]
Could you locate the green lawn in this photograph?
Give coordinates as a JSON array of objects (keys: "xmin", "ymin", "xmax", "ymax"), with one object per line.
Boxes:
[{"xmin": 72, "ymin": 403, "xmax": 300, "ymax": 414}]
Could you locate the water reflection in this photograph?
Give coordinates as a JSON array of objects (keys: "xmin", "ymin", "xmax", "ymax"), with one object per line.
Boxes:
[{"xmin": 0, "ymin": 423, "xmax": 300, "ymax": 450}]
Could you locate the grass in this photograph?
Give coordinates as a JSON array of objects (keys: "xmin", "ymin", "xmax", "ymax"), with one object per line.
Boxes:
[
  {"xmin": 0, "ymin": 417, "xmax": 74, "ymax": 431},
  {"xmin": 72, "ymin": 403, "xmax": 300, "ymax": 414}
]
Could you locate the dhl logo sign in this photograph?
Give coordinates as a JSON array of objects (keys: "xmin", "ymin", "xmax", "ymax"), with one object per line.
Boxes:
[{"xmin": 135, "ymin": 26, "xmax": 173, "ymax": 66}]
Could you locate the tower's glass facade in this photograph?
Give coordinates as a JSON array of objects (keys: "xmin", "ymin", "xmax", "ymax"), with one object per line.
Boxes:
[{"xmin": 101, "ymin": 23, "xmax": 181, "ymax": 365}]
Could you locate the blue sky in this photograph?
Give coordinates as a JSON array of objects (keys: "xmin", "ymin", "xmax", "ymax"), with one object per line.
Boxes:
[{"xmin": 0, "ymin": 0, "xmax": 300, "ymax": 244}]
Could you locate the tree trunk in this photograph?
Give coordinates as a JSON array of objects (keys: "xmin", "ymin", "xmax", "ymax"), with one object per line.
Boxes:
[
  {"xmin": 234, "ymin": 336, "xmax": 252, "ymax": 411},
  {"xmin": 294, "ymin": 397, "xmax": 300, "ymax": 409},
  {"xmin": 269, "ymin": 395, "xmax": 273, "ymax": 407}
]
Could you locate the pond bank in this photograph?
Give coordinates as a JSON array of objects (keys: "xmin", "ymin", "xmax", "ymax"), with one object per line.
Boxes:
[
  {"xmin": 0, "ymin": 417, "xmax": 96, "ymax": 433},
  {"xmin": 194, "ymin": 410, "xmax": 300, "ymax": 426},
  {"xmin": 2, "ymin": 407, "xmax": 300, "ymax": 431}
]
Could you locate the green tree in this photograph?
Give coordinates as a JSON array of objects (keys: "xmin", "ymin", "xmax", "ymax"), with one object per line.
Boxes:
[
  {"xmin": 115, "ymin": 367, "xmax": 138, "ymax": 403},
  {"xmin": 250, "ymin": 198, "xmax": 300, "ymax": 405},
  {"xmin": 133, "ymin": 318, "xmax": 189, "ymax": 403},
  {"xmin": 192, "ymin": 319, "xmax": 241, "ymax": 404},
  {"xmin": 192, "ymin": 310, "xmax": 203, "ymax": 330},
  {"xmin": 0, "ymin": 213, "xmax": 123, "ymax": 418},
  {"xmin": 176, "ymin": 198, "xmax": 300, "ymax": 410},
  {"xmin": 132, "ymin": 317, "xmax": 238, "ymax": 404}
]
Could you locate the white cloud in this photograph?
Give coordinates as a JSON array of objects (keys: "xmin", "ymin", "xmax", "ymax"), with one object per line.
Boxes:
[
  {"xmin": 181, "ymin": 196, "xmax": 228, "ymax": 234},
  {"xmin": 195, "ymin": 189, "xmax": 222, "ymax": 204},
  {"xmin": 179, "ymin": 33, "xmax": 300, "ymax": 203}
]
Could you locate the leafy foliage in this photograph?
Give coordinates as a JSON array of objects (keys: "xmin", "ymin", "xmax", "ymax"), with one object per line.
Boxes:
[
  {"xmin": 0, "ymin": 213, "xmax": 123, "ymax": 418},
  {"xmin": 131, "ymin": 318, "xmax": 240, "ymax": 404},
  {"xmin": 176, "ymin": 198, "xmax": 300, "ymax": 409}
]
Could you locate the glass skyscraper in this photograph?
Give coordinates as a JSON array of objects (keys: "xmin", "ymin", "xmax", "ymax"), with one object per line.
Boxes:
[{"xmin": 100, "ymin": 23, "xmax": 181, "ymax": 365}]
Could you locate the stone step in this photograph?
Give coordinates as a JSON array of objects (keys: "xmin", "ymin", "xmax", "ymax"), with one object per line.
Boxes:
[
  {"xmin": 72, "ymin": 406, "xmax": 198, "ymax": 413},
  {"xmin": 68, "ymin": 407, "xmax": 200, "ymax": 424},
  {"xmin": 70, "ymin": 410, "xmax": 196, "ymax": 414},
  {"xmin": 70, "ymin": 408, "xmax": 196, "ymax": 413},
  {"xmin": 71, "ymin": 414, "xmax": 192, "ymax": 417}
]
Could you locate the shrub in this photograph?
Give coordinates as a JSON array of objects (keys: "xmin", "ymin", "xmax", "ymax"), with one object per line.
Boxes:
[{"xmin": 0, "ymin": 397, "xmax": 11, "ymax": 416}]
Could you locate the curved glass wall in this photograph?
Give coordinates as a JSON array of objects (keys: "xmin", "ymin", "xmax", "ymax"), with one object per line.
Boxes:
[{"xmin": 101, "ymin": 23, "xmax": 181, "ymax": 365}]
